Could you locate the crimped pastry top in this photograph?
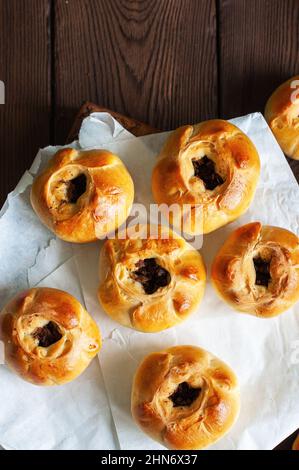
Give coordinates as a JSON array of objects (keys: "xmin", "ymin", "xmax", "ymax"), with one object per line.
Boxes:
[
  {"xmin": 30, "ymin": 148, "xmax": 134, "ymax": 243},
  {"xmin": 152, "ymin": 119, "xmax": 260, "ymax": 234},
  {"xmin": 131, "ymin": 345, "xmax": 240, "ymax": 450},
  {"xmin": 211, "ymin": 222, "xmax": 299, "ymax": 317},
  {"xmin": 0, "ymin": 288, "xmax": 101, "ymax": 385},
  {"xmin": 98, "ymin": 225, "xmax": 206, "ymax": 332},
  {"xmin": 265, "ymin": 75, "xmax": 299, "ymax": 160}
]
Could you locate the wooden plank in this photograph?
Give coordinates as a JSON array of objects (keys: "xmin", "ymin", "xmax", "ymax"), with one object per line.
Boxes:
[
  {"xmin": 218, "ymin": 0, "xmax": 299, "ymax": 184},
  {"xmin": 218, "ymin": 0, "xmax": 299, "ymax": 118},
  {"xmin": 66, "ymin": 101, "xmax": 159, "ymax": 143},
  {"xmin": 54, "ymin": 0, "xmax": 218, "ymax": 144},
  {"xmin": 0, "ymin": 0, "xmax": 50, "ymax": 206}
]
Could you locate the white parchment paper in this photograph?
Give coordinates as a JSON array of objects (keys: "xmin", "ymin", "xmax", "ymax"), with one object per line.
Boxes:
[{"xmin": 0, "ymin": 112, "xmax": 298, "ymax": 450}]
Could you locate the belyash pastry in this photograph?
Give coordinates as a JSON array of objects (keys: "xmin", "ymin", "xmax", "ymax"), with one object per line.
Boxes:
[
  {"xmin": 152, "ymin": 119, "xmax": 260, "ymax": 234},
  {"xmin": 265, "ymin": 75, "xmax": 299, "ymax": 160},
  {"xmin": 0, "ymin": 287, "xmax": 101, "ymax": 385},
  {"xmin": 211, "ymin": 222, "xmax": 299, "ymax": 317},
  {"xmin": 98, "ymin": 225, "xmax": 206, "ymax": 332},
  {"xmin": 31, "ymin": 148, "xmax": 134, "ymax": 243},
  {"xmin": 131, "ymin": 345, "xmax": 240, "ymax": 450}
]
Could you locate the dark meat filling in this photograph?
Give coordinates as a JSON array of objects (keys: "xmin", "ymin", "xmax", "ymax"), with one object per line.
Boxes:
[
  {"xmin": 66, "ymin": 174, "xmax": 87, "ymax": 203},
  {"xmin": 192, "ymin": 156, "xmax": 224, "ymax": 190},
  {"xmin": 253, "ymin": 257, "xmax": 271, "ymax": 287},
  {"xmin": 132, "ymin": 258, "xmax": 171, "ymax": 295},
  {"xmin": 169, "ymin": 382, "xmax": 201, "ymax": 407},
  {"xmin": 32, "ymin": 321, "xmax": 62, "ymax": 347}
]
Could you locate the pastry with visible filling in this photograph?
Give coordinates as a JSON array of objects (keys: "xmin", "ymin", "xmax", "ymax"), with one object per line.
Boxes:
[
  {"xmin": 98, "ymin": 225, "xmax": 206, "ymax": 332},
  {"xmin": 211, "ymin": 222, "xmax": 299, "ymax": 317},
  {"xmin": 0, "ymin": 287, "xmax": 101, "ymax": 385},
  {"xmin": 31, "ymin": 148, "xmax": 134, "ymax": 242},
  {"xmin": 131, "ymin": 345, "xmax": 240, "ymax": 450},
  {"xmin": 152, "ymin": 119, "xmax": 260, "ymax": 234}
]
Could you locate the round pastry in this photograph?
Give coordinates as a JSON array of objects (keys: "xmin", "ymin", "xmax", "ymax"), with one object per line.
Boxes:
[
  {"xmin": 265, "ymin": 75, "xmax": 299, "ymax": 160},
  {"xmin": 98, "ymin": 225, "xmax": 206, "ymax": 332},
  {"xmin": 0, "ymin": 287, "xmax": 101, "ymax": 385},
  {"xmin": 211, "ymin": 222, "xmax": 299, "ymax": 317},
  {"xmin": 293, "ymin": 433, "xmax": 299, "ymax": 450},
  {"xmin": 131, "ymin": 345, "xmax": 240, "ymax": 450},
  {"xmin": 152, "ymin": 119, "xmax": 260, "ymax": 235},
  {"xmin": 31, "ymin": 147, "xmax": 134, "ymax": 243}
]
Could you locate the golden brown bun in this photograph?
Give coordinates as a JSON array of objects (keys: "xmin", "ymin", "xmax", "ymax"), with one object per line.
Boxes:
[
  {"xmin": 265, "ymin": 76, "xmax": 299, "ymax": 160},
  {"xmin": 0, "ymin": 287, "xmax": 101, "ymax": 385},
  {"xmin": 31, "ymin": 148, "xmax": 134, "ymax": 243},
  {"xmin": 293, "ymin": 433, "xmax": 299, "ymax": 450},
  {"xmin": 98, "ymin": 225, "xmax": 206, "ymax": 332},
  {"xmin": 211, "ymin": 222, "xmax": 299, "ymax": 317},
  {"xmin": 131, "ymin": 345, "xmax": 240, "ymax": 450},
  {"xmin": 152, "ymin": 120, "xmax": 260, "ymax": 234}
]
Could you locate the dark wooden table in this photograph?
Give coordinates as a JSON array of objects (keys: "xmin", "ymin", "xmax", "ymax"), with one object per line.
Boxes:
[{"xmin": 0, "ymin": 0, "xmax": 298, "ymax": 450}]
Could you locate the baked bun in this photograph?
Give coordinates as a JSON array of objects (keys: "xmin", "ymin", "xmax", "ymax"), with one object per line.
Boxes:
[
  {"xmin": 265, "ymin": 76, "xmax": 299, "ymax": 160},
  {"xmin": 31, "ymin": 148, "xmax": 134, "ymax": 243},
  {"xmin": 98, "ymin": 225, "xmax": 206, "ymax": 332},
  {"xmin": 0, "ymin": 287, "xmax": 101, "ymax": 385},
  {"xmin": 131, "ymin": 345, "xmax": 240, "ymax": 450},
  {"xmin": 152, "ymin": 120, "xmax": 260, "ymax": 234},
  {"xmin": 293, "ymin": 433, "xmax": 299, "ymax": 450},
  {"xmin": 211, "ymin": 222, "xmax": 299, "ymax": 317}
]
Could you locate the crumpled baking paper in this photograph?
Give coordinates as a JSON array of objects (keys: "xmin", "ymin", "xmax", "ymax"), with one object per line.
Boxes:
[{"xmin": 0, "ymin": 111, "xmax": 298, "ymax": 450}]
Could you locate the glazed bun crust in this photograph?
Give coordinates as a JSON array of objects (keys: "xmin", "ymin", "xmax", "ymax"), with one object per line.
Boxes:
[
  {"xmin": 31, "ymin": 148, "xmax": 134, "ymax": 243},
  {"xmin": 152, "ymin": 120, "xmax": 260, "ymax": 234},
  {"xmin": 265, "ymin": 75, "xmax": 299, "ymax": 160},
  {"xmin": 98, "ymin": 225, "xmax": 206, "ymax": 332},
  {"xmin": 131, "ymin": 345, "xmax": 240, "ymax": 450},
  {"xmin": 211, "ymin": 222, "xmax": 299, "ymax": 317},
  {"xmin": 0, "ymin": 288, "xmax": 101, "ymax": 385}
]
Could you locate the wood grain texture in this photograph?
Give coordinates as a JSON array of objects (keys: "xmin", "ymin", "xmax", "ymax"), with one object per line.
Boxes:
[
  {"xmin": 0, "ymin": 0, "xmax": 50, "ymax": 206},
  {"xmin": 218, "ymin": 0, "xmax": 299, "ymax": 119},
  {"xmin": 218, "ymin": 0, "xmax": 299, "ymax": 183},
  {"xmin": 54, "ymin": 0, "xmax": 218, "ymax": 143}
]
